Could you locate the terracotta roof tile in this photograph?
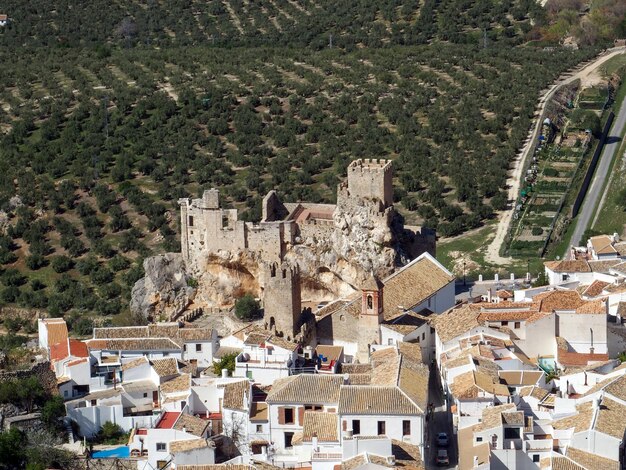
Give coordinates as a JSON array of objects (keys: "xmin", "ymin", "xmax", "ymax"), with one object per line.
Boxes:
[
  {"xmin": 475, "ymin": 403, "xmax": 516, "ymax": 431},
  {"xmin": 382, "ymin": 254, "xmax": 454, "ymax": 321},
  {"xmin": 222, "ymin": 380, "xmax": 249, "ymax": 411},
  {"xmin": 582, "ymin": 280, "xmax": 610, "ymax": 298},
  {"xmin": 550, "ymin": 455, "xmax": 587, "ymax": 470},
  {"xmin": 151, "ymin": 358, "xmax": 179, "ymax": 377},
  {"xmin": 553, "ymin": 401, "xmax": 593, "ymax": 433},
  {"xmin": 566, "ymin": 446, "xmax": 619, "ymax": 469},
  {"xmin": 545, "ymin": 260, "xmax": 591, "ymax": 273},
  {"xmin": 594, "ymin": 396, "xmax": 626, "ymax": 439},
  {"xmin": 43, "ymin": 318, "xmax": 69, "ymax": 346},
  {"xmin": 302, "ymin": 412, "xmax": 338, "ymax": 442},
  {"xmin": 169, "ymin": 438, "xmax": 215, "ymax": 454},
  {"xmin": 69, "ymin": 339, "xmax": 89, "ymax": 357},
  {"xmin": 161, "ymin": 374, "xmax": 191, "ymax": 394},
  {"xmin": 266, "ymin": 375, "xmax": 343, "ymax": 404},
  {"xmin": 339, "ymin": 385, "xmax": 420, "ymax": 415},
  {"xmin": 398, "ymin": 359, "xmax": 429, "ymax": 412},
  {"xmin": 173, "ymin": 413, "xmax": 209, "ymax": 437},
  {"xmin": 432, "ymin": 305, "xmax": 480, "ymax": 343}
]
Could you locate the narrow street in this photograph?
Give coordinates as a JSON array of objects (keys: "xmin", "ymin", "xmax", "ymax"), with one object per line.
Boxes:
[{"xmin": 425, "ymin": 364, "xmax": 458, "ymax": 470}]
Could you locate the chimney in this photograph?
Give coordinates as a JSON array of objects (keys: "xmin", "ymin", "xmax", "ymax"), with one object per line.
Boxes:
[{"xmin": 222, "ymin": 369, "xmax": 229, "ymax": 378}]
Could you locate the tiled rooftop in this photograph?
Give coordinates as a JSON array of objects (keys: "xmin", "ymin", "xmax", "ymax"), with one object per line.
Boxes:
[
  {"xmin": 339, "ymin": 386, "xmax": 420, "ymax": 415},
  {"xmin": 302, "ymin": 412, "xmax": 338, "ymax": 442},
  {"xmin": 173, "ymin": 413, "xmax": 209, "ymax": 437},
  {"xmin": 381, "ymin": 254, "xmax": 454, "ymax": 321},
  {"xmin": 266, "ymin": 374, "xmax": 343, "ymax": 404}
]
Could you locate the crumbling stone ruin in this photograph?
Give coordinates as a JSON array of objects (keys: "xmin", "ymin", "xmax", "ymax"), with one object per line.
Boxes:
[{"xmin": 131, "ymin": 159, "xmax": 435, "ymax": 323}]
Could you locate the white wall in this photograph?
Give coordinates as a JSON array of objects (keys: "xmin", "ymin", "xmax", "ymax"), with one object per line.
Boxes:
[
  {"xmin": 172, "ymin": 446, "xmax": 216, "ymax": 467},
  {"xmin": 183, "ymin": 337, "xmax": 218, "ymax": 368},
  {"xmin": 339, "ymin": 414, "xmax": 423, "ymax": 447},
  {"xmin": 515, "ymin": 314, "xmax": 555, "ymax": 359},
  {"xmin": 557, "ymin": 313, "xmax": 607, "ymax": 354}
]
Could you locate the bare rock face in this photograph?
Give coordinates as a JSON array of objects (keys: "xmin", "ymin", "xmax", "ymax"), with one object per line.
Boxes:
[{"xmin": 130, "ymin": 253, "xmax": 195, "ymax": 321}]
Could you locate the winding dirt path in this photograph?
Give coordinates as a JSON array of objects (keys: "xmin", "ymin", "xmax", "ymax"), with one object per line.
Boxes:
[{"xmin": 484, "ymin": 47, "xmax": 626, "ymax": 265}]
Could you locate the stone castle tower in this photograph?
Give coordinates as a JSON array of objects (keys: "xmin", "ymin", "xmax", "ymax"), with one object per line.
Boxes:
[
  {"xmin": 264, "ymin": 262, "xmax": 302, "ymax": 341},
  {"xmin": 344, "ymin": 159, "xmax": 393, "ymax": 210},
  {"xmin": 357, "ymin": 274, "xmax": 384, "ymax": 363}
]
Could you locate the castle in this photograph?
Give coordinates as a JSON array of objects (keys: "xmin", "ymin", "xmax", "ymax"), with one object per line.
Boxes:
[
  {"xmin": 178, "ymin": 159, "xmax": 436, "ymax": 350},
  {"xmin": 178, "ymin": 158, "xmax": 395, "ymax": 272}
]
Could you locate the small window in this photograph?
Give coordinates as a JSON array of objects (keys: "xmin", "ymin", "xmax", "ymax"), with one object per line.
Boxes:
[
  {"xmin": 367, "ymin": 295, "xmax": 373, "ymax": 309},
  {"xmin": 533, "ymin": 455, "xmax": 540, "ymax": 463},
  {"xmin": 64, "ymin": 390, "xmax": 68, "ymax": 397},
  {"xmin": 428, "ymin": 298, "xmax": 431, "ymax": 307},
  {"xmin": 183, "ymin": 344, "xmax": 187, "ymax": 352},
  {"xmin": 163, "ymin": 352, "xmax": 169, "ymax": 357},
  {"xmin": 377, "ymin": 421, "xmax": 386, "ymax": 435},
  {"xmin": 476, "ymin": 437, "xmax": 483, "ymax": 442},
  {"xmin": 352, "ymin": 420, "xmax": 361, "ymax": 435},
  {"xmin": 388, "ymin": 338, "xmax": 394, "ymax": 345},
  {"xmin": 143, "ymin": 393, "xmax": 148, "ymax": 398},
  {"xmin": 501, "ymin": 321, "xmax": 508, "ymax": 326},
  {"xmin": 222, "ymin": 214, "xmax": 230, "ymax": 228},
  {"xmin": 91, "ymin": 399, "xmax": 97, "ymax": 406},
  {"xmin": 256, "ymin": 424, "xmax": 263, "ymax": 433},
  {"xmin": 422, "ymin": 332, "xmax": 425, "ymax": 341},
  {"xmin": 285, "ymin": 432, "xmax": 294, "ymax": 448},
  {"xmin": 196, "ymin": 344, "xmax": 202, "ymax": 352},
  {"xmin": 514, "ymin": 322, "xmax": 521, "ymax": 329},
  {"xmin": 402, "ymin": 420, "xmax": 411, "ymax": 436},
  {"xmin": 188, "ymin": 216, "xmax": 194, "ymax": 227},
  {"xmin": 156, "ymin": 442, "xmax": 166, "ymax": 452},
  {"xmin": 285, "ymin": 408, "xmax": 295, "ymax": 424}
]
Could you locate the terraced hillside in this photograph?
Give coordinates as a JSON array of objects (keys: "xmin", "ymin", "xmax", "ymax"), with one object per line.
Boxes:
[
  {"xmin": 1, "ymin": 0, "xmax": 543, "ymax": 47},
  {"xmin": 0, "ymin": 0, "xmax": 601, "ymax": 325}
]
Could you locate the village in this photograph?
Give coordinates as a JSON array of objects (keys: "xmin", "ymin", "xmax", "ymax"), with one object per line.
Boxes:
[{"xmin": 18, "ymin": 160, "xmax": 626, "ymax": 470}]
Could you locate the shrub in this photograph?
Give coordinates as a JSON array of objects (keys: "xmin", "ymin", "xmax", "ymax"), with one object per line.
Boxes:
[
  {"xmin": 234, "ymin": 294, "xmax": 260, "ymax": 321},
  {"xmin": 51, "ymin": 255, "xmax": 74, "ymax": 273},
  {"xmin": 212, "ymin": 352, "xmax": 238, "ymax": 376}
]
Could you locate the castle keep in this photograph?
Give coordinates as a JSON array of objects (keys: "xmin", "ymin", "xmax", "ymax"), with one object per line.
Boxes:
[{"xmin": 178, "ymin": 158, "xmax": 395, "ymax": 273}]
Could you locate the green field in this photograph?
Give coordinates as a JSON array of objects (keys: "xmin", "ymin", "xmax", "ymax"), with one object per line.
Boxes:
[{"xmin": 0, "ymin": 0, "xmax": 612, "ymax": 324}]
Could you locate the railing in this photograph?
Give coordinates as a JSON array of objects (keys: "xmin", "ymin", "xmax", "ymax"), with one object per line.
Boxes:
[{"xmin": 312, "ymin": 452, "xmax": 342, "ymax": 461}]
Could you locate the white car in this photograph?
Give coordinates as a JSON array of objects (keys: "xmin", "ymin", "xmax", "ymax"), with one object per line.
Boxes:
[{"xmin": 437, "ymin": 432, "xmax": 449, "ymax": 447}]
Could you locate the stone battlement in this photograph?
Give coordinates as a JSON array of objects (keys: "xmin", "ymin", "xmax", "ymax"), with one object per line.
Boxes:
[{"xmin": 348, "ymin": 158, "xmax": 392, "ymax": 173}]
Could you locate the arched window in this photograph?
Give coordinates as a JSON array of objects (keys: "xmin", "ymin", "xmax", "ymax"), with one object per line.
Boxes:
[{"xmin": 367, "ymin": 295, "xmax": 373, "ymax": 309}]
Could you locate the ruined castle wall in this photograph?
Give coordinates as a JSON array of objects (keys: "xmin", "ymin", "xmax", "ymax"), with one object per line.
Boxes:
[
  {"xmin": 298, "ymin": 220, "xmax": 335, "ymax": 243},
  {"xmin": 246, "ymin": 222, "xmax": 286, "ymax": 263},
  {"xmin": 262, "ymin": 191, "xmax": 288, "ymax": 222}
]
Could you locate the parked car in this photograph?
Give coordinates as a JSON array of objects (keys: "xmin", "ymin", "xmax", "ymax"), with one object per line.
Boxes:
[
  {"xmin": 437, "ymin": 432, "xmax": 449, "ymax": 447},
  {"xmin": 436, "ymin": 449, "xmax": 449, "ymax": 466}
]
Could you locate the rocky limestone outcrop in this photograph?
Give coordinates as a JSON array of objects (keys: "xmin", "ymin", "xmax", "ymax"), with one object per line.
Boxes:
[
  {"xmin": 130, "ymin": 189, "xmax": 433, "ymax": 319},
  {"xmin": 130, "ymin": 253, "xmax": 195, "ymax": 321}
]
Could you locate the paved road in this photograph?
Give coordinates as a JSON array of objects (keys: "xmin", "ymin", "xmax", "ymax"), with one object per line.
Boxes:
[
  {"xmin": 568, "ymin": 105, "xmax": 626, "ymax": 251},
  {"xmin": 485, "ymin": 47, "xmax": 626, "ymax": 264},
  {"xmin": 425, "ymin": 364, "xmax": 458, "ymax": 469}
]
